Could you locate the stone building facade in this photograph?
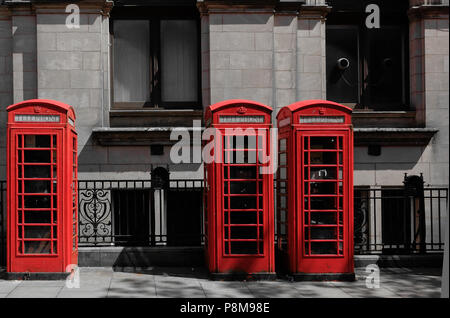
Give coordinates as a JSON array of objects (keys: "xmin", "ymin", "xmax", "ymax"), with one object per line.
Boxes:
[{"xmin": 0, "ymin": 0, "xmax": 448, "ymax": 254}]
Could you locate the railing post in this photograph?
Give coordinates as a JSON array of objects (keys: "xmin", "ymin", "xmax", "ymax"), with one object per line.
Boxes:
[{"xmin": 404, "ymin": 173, "xmax": 426, "ymax": 254}]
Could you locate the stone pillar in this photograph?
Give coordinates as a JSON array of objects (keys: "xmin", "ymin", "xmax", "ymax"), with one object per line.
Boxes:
[
  {"xmin": 199, "ymin": 10, "xmax": 211, "ymax": 109},
  {"xmin": 296, "ymin": 4, "xmax": 329, "ymax": 101},
  {"xmin": 198, "ymin": 2, "xmax": 275, "ymax": 107},
  {"xmin": 409, "ymin": 1, "xmax": 449, "ymax": 186},
  {"xmin": 273, "ymin": 12, "xmax": 297, "ymax": 115},
  {"xmin": 11, "ymin": 5, "xmax": 37, "ymax": 103},
  {"xmin": 0, "ymin": 5, "xmax": 12, "ymax": 179}
]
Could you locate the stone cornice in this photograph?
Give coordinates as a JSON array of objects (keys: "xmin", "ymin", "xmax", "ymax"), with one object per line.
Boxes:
[
  {"xmin": 0, "ymin": 5, "xmax": 11, "ymax": 20},
  {"xmin": 26, "ymin": 0, "xmax": 114, "ymax": 16},
  {"xmin": 197, "ymin": 0, "xmax": 309, "ymax": 15},
  {"xmin": 299, "ymin": 4, "xmax": 331, "ymax": 20},
  {"xmin": 197, "ymin": 0, "xmax": 333, "ymax": 17},
  {"xmin": 408, "ymin": 3, "xmax": 449, "ymax": 21}
]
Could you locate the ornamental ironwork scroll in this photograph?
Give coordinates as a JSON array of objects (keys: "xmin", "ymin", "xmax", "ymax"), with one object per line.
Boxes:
[{"xmin": 78, "ymin": 188, "xmax": 112, "ymax": 245}]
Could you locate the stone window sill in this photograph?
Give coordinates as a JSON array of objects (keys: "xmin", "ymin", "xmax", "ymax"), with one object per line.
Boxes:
[
  {"xmin": 109, "ymin": 109, "xmax": 203, "ymax": 128},
  {"xmin": 352, "ymin": 111, "xmax": 417, "ymax": 128}
]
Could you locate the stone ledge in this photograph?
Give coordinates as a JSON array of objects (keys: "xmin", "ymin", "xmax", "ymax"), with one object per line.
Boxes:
[
  {"xmin": 354, "ymin": 254, "xmax": 444, "ymax": 268},
  {"xmin": 79, "ymin": 246, "xmax": 205, "ymax": 267},
  {"xmin": 353, "ymin": 127, "xmax": 438, "ymax": 146},
  {"xmin": 109, "ymin": 109, "xmax": 203, "ymax": 128},
  {"xmin": 78, "ymin": 246, "xmax": 444, "ymax": 268},
  {"xmin": 92, "ymin": 126, "xmax": 203, "ymax": 146},
  {"xmin": 93, "ymin": 126, "xmax": 438, "ymax": 146}
]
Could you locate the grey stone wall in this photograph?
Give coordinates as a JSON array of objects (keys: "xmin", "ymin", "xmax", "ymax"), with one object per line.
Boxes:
[
  {"xmin": 0, "ymin": 1, "xmax": 448, "ymax": 188},
  {"xmin": 0, "ymin": 6, "xmax": 12, "ymax": 180},
  {"xmin": 423, "ymin": 15, "xmax": 449, "ymax": 186}
]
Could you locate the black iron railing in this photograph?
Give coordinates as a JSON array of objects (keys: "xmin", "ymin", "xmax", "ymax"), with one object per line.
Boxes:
[
  {"xmin": 0, "ymin": 179, "xmax": 447, "ymax": 267},
  {"xmin": 77, "ymin": 179, "xmax": 205, "ymax": 247},
  {"xmin": 354, "ymin": 187, "xmax": 448, "ymax": 254}
]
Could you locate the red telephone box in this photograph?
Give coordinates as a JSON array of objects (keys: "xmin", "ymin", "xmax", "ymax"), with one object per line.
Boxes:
[
  {"xmin": 276, "ymin": 100, "xmax": 354, "ymax": 280},
  {"xmin": 6, "ymin": 99, "xmax": 78, "ymax": 276},
  {"xmin": 204, "ymin": 99, "xmax": 275, "ymax": 279}
]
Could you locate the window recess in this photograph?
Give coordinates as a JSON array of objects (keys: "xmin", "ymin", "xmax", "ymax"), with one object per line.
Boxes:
[{"xmin": 111, "ymin": 6, "xmax": 201, "ymax": 110}]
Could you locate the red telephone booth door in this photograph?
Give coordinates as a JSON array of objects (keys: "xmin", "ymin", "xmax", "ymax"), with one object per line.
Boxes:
[
  {"xmin": 217, "ymin": 130, "xmax": 273, "ymax": 274},
  {"xmin": 8, "ymin": 129, "xmax": 64, "ymax": 272},
  {"xmin": 297, "ymin": 131, "xmax": 352, "ymax": 273}
]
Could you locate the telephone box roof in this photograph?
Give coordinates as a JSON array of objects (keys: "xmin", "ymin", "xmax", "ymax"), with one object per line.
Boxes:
[
  {"xmin": 278, "ymin": 100, "xmax": 352, "ymax": 118},
  {"xmin": 208, "ymin": 99, "xmax": 272, "ymax": 113},
  {"xmin": 7, "ymin": 99, "xmax": 76, "ymax": 119}
]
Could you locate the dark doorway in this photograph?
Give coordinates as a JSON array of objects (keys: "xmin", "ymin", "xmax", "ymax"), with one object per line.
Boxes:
[{"xmin": 167, "ymin": 189, "xmax": 203, "ymax": 246}]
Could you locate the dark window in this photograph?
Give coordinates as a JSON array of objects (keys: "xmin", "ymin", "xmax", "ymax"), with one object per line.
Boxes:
[
  {"xmin": 111, "ymin": 6, "xmax": 201, "ymax": 109},
  {"xmin": 326, "ymin": 0, "xmax": 409, "ymax": 110}
]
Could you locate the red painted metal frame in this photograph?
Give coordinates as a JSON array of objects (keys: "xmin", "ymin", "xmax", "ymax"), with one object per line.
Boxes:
[
  {"xmin": 276, "ymin": 100, "xmax": 354, "ymax": 275},
  {"xmin": 7, "ymin": 99, "xmax": 77, "ymax": 273},
  {"xmin": 204, "ymin": 100, "xmax": 274, "ymax": 275}
]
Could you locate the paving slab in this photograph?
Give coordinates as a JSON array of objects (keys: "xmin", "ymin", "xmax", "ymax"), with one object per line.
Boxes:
[
  {"xmin": 292, "ymin": 282, "xmax": 353, "ymax": 298},
  {"xmin": 245, "ymin": 281, "xmax": 304, "ymax": 298},
  {"xmin": 18, "ymin": 280, "xmax": 67, "ymax": 287},
  {"xmin": 108, "ymin": 273, "xmax": 157, "ymax": 298},
  {"xmin": 0, "ymin": 280, "xmax": 21, "ymax": 294},
  {"xmin": 57, "ymin": 288, "xmax": 109, "ymax": 298},
  {"xmin": 200, "ymin": 281, "xmax": 254, "ymax": 298},
  {"xmin": 7, "ymin": 286, "xmax": 63, "ymax": 298}
]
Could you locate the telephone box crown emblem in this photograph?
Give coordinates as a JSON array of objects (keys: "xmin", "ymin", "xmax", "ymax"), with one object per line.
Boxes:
[{"xmin": 237, "ymin": 106, "xmax": 247, "ymax": 114}]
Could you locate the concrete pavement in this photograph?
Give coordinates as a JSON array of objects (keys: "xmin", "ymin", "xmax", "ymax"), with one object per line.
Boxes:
[{"xmin": 0, "ymin": 267, "xmax": 442, "ymax": 298}]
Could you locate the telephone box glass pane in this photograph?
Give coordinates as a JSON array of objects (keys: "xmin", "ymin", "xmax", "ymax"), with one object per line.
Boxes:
[
  {"xmin": 310, "ymin": 168, "xmax": 337, "ymax": 180},
  {"xmin": 24, "ymin": 150, "xmax": 51, "ymax": 163},
  {"xmin": 229, "ymin": 166, "xmax": 257, "ymax": 179},
  {"xmin": 310, "ymin": 182, "xmax": 337, "ymax": 195},
  {"xmin": 24, "ymin": 241, "xmax": 51, "ymax": 254},
  {"xmin": 229, "ymin": 211, "xmax": 258, "ymax": 224},
  {"xmin": 310, "ymin": 227, "xmax": 337, "ymax": 240},
  {"xmin": 311, "ymin": 242, "xmax": 338, "ymax": 255},
  {"xmin": 24, "ymin": 196, "xmax": 51, "ymax": 208},
  {"xmin": 310, "ymin": 212, "xmax": 337, "ymax": 225},
  {"xmin": 24, "ymin": 181, "xmax": 51, "ymax": 193},
  {"xmin": 24, "ymin": 226, "xmax": 51, "ymax": 238},
  {"xmin": 230, "ymin": 196, "xmax": 257, "ymax": 209},
  {"xmin": 229, "ymin": 181, "xmax": 257, "ymax": 194},
  {"xmin": 24, "ymin": 166, "xmax": 50, "ymax": 178},
  {"xmin": 24, "ymin": 211, "xmax": 52, "ymax": 224},
  {"xmin": 310, "ymin": 152, "xmax": 337, "ymax": 165},
  {"xmin": 310, "ymin": 137, "xmax": 337, "ymax": 149},
  {"xmin": 310, "ymin": 197, "xmax": 336, "ymax": 210},
  {"xmin": 24, "ymin": 135, "xmax": 51, "ymax": 148}
]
